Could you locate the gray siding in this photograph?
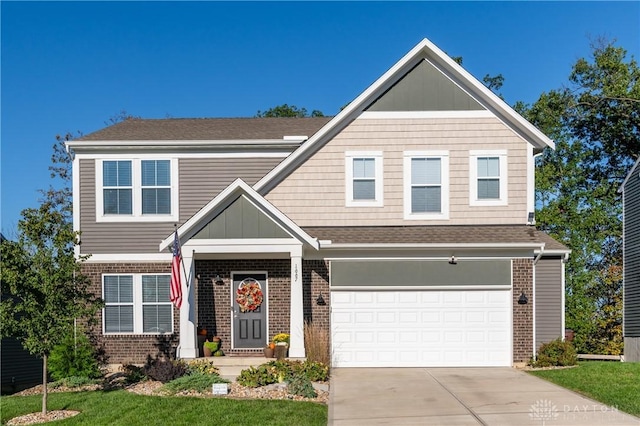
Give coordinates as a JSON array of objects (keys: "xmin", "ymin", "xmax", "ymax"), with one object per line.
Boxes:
[
  {"xmin": 79, "ymin": 157, "xmax": 282, "ymax": 254},
  {"xmin": 331, "ymin": 260, "xmax": 511, "ymax": 287},
  {"xmin": 1, "ymin": 338, "xmax": 42, "ymax": 394},
  {"xmin": 194, "ymin": 195, "xmax": 290, "ymax": 239},
  {"xmin": 367, "ymin": 59, "xmax": 485, "ymax": 112},
  {"xmin": 624, "ymin": 167, "xmax": 640, "ymax": 337},
  {"xmin": 625, "ymin": 337, "xmax": 640, "ymax": 362},
  {"xmin": 535, "ymin": 257, "xmax": 563, "ymax": 349}
]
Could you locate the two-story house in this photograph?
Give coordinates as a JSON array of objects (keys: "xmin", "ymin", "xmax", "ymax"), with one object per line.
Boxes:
[
  {"xmin": 621, "ymin": 158, "xmax": 640, "ymax": 362},
  {"xmin": 67, "ymin": 38, "xmax": 569, "ymax": 368}
]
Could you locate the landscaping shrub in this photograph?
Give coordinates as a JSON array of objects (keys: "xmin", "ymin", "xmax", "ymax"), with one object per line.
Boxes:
[
  {"xmin": 186, "ymin": 359, "xmax": 220, "ymax": 376},
  {"xmin": 304, "ymin": 320, "xmax": 330, "ymax": 366},
  {"xmin": 121, "ymin": 364, "xmax": 147, "ymax": 384},
  {"xmin": 287, "ymin": 373, "xmax": 317, "ymax": 398},
  {"xmin": 161, "ymin": 372, "xmax": 229, "ymax": 394},
  {"xmin": 531, "ymin": 338, "xmax": 578, "ymax": 367},
  {"xmin": 144, "ymin": 358, "xmax": 188, "ymax": 383},
  {"xmin": 48, "ymin": 326, "xmax": 102, "ymax": 381},
  {"xmin": 236, "ymin": 359, "xmax": 329, "ymax": 388}
]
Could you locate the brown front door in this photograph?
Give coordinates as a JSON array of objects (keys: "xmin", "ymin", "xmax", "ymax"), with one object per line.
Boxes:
[{"xmin": 232, "ymin": 273, "xmax": 267, "ymax": 349}]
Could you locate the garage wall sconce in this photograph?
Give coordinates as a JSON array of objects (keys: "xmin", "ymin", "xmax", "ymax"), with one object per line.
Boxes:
[
  {"xmin": 518, "ymin": 290, "xmax": 528, "ymax": 305},
  {"xmin": 316, "ymin": 293, "xmax": 326, "ymax": 306},
  {"xmin": 213, "ymin": 274, "xmax": 224, "ymax": 285},
  {"xmin": 448, "ymin": 256, "xmax": 457, "ymax": 265}
]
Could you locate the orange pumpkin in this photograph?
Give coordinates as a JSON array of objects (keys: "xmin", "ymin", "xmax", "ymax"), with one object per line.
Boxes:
[{"xmin": 269, "ymin": 342, "xmax": 276, "ymax": 350}]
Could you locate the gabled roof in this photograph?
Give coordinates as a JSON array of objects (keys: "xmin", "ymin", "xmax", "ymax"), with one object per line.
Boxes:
[
  {"xmin": 159, "ymin": 178, "xmax": 319, "ymax": 252},
  {"xmin": 620, "ymin": 157, "xmax": 640, "ymax": 193},
  {"xmin": 77, "ymin": 117, "xmax": 332, "ymax": 141},
  {"xmin": 255, "ymin": 38, "xmax": 555, "ymax": 194}
]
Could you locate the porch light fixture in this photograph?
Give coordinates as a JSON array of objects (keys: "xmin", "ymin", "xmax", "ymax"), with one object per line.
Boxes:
[
  {"xmin": 518, "ymin": 290, "xmax": 528, "ymax": 305},
  {"xmin": 213, "ymin": 274, "xmax": 224, "ymax": 285},
  {"xmin": 448, "ymin": 256, "xmax": 457, "ymax": 265},
  {"xmin": 316, "ymin": 293, "xmax": 326, "ymax": 306}
]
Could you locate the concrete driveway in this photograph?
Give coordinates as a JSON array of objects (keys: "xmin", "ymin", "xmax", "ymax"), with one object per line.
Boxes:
[{"xmin": 329, "ymin": 368, "xmax": 640, "ymax": 425}]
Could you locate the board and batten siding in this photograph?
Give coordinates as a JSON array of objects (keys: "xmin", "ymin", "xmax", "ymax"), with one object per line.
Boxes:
[
  {"xmin": 265, "ymin": 117, "xmax": 530, "ymax": 226},
  {"xmin": 79, "ymin": 157, "xmax": 282, "ymax": 254},
  {"xmin": 623, "ymin": 165, "xmax": 640, "ymax": 362},
  {"xmin": 534, "ymin": 257, "xmax": 563, "ymax": 350}
]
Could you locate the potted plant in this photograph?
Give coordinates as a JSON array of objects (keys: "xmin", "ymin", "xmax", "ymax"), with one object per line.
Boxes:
[
  {"xmin": 273, "ymin": 333, "xmax": 290, "ymax": 359},
  {"xmin": 203, "ymin": 339, "xmax": 220, "ymax": 357},
  {"xmin": 263, "ymin": 342, "xmax": 275, "ymax": 358}
]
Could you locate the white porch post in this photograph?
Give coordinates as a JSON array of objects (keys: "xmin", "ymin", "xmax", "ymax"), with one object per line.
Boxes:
[
  {"xmin": 178, "ymin": 249, "xmax": 198, "ymax": 358},
  {"xmin": 289, "ymin": 247, "xmax": 305, "ymax": 358}
]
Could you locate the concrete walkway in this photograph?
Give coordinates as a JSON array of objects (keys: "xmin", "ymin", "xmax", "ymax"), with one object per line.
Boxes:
[{"xmin": 329, "ymin": 368, "xmax": 640, "ymax": 425}]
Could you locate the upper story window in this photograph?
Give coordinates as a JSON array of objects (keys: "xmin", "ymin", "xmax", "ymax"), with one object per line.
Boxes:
[
  {"xmin": 469, "ymin": 150, "xmax": 508, "ymax": 206},
  {"xmin": 403, "ymin": 151, "xmax": 449, "ymax": 220},
  {"xmin": 103, "ymin": 274, "xmax": 173, "ymax": 335},
  {"xmin": 345, "ymin": 151, "xmax": 383, "ymax": 207},
  {"xmin": 96, "ymin": 158, "xmax": 179, "ymax": 222}
]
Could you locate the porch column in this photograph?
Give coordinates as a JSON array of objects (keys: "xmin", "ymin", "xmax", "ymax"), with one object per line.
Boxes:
[
  {"xmin": 289, "ymin": 249, "xmax": 305, "ymax": 358},
  {"xmin": 178, "ymin": 249, "xmax": 198, "ymax": 358}
]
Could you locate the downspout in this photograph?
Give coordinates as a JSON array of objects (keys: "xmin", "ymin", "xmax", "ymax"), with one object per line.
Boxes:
[{"xmin": 532, "ymin": 243, "xmax": 545, "ymax": 361}]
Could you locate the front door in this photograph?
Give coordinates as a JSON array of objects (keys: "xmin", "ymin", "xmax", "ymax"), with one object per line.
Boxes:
[{"xmin": 232, "ymin": 272, "xmax": 267, "ymax": 349}]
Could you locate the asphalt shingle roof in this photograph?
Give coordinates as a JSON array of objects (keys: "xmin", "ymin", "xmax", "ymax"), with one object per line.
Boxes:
[
  {"xmin": 302, "ymin": 225, "xmax": 568, "ymax": 251},
  {"xmin": 78, "ymin": 117, "xmax": 333, "ymax": 141}
]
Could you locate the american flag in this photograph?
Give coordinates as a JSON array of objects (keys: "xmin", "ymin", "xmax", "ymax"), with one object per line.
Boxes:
[{"xmin": 170, "ymin": 230, "xmax": 182, "ymax": 308}]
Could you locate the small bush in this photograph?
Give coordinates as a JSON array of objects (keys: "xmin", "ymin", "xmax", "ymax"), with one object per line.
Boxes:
[
  {"xmin": 236, "ymin": 359, "xmax": 329, "ymax": 388},
  {"xmin": 288, "ymin": 374, "xmax": 317, "ymax": 398},
  {"xmin": 187, "ymin": 360, "xmax": 220, "ymax": 376},
  {"xmin": 48, "ymin": 326, "xmax": 103, "ymax": 381},
  {"xmin": 121, "ymin": 364, "xmax": 147, "ymax": 384},
  {"xmin": 144, "ymin": 358, "xmax": 188, "ymax": 383},
  {"xmin": 51, "ymin": 376, "xmax": 99, "ymax": 389},
  {"xmin": 161, "ymin": 372, "xmax": 229, "ymax": 394},
  {"xmin": 304, "ymin": 321, "xmax": 330, "ymax": 366},
  {"xmin": 531, "ymin": 338, "xmax": 578, "ymax": 367}
]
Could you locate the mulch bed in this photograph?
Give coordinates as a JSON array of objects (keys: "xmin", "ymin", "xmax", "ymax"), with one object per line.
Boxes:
[{"xmin": 7, "ymin": 375, "xmax": 329, "ymax": 426}]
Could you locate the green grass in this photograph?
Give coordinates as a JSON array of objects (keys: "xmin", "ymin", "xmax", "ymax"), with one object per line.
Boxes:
[
  {"xmin": 0, "ymin": 390, "xmax": 327, "ymax": 426},
  {"xmin": 528, "ymin": 362, "xmax": 640, "ymax": 417}
]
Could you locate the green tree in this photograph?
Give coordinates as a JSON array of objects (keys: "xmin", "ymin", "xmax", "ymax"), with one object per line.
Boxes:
[
  {"xmin": 520, "ymin": 40, "xmax": 639, "ymax": 353},
  {"xmin": 0, "ymin": 133, "xmax": 102, "ymax": 413},
  {"xmin": 256, "ymin": 104, "xmax": 324, "ymax": 117}
]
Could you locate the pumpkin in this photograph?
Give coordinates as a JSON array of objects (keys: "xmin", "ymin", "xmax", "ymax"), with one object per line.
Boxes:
[{"xmin": 269, "ymin": 342, "xmax": 276, "ymax": 350}]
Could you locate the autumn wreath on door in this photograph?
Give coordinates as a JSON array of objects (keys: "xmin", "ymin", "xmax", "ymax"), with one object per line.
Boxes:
[{"xmin": 236, "ymin": 278, "xmax": 264, "ymax": 312}]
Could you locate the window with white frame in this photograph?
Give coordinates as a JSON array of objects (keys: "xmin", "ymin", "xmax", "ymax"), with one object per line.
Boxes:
[
  {"xmin": 103, "ymin": 274, "xmax": 173, "ymax": 334},
  {"xmin": 345, "ymin": 152, "xmax": 383, "ymax": 207},
  {"xmin": 96, "ymin": 158, "xmax": 179, "ymax": 222},
  {"xmin": 469, "ymin": 150, "xmax": 508, "ymax": 206},
  {"xmin": 403, "ymin": 151, "xmax": 449, "ymax": 220}
]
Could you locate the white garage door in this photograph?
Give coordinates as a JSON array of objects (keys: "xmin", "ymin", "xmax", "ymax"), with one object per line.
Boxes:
[{"xmin": 331, "ymin": 290, "xmax": 511, "ymax": 367}]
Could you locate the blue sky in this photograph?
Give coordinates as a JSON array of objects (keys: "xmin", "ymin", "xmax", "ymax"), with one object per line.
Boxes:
[{"xmin": 2, "ymin": 1, "xmax": 639, "ymax": 234}]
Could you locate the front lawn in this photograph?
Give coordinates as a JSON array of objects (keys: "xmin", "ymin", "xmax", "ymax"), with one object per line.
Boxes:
[
  {"xmin": 528, "ymin": 362, "xmax": 640, "ymax": 417},
  {"xmin": 0, "ymin": 390, "xmax": 328, "ymax": 425}
]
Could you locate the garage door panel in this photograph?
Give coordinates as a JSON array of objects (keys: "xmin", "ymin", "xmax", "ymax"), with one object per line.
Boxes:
[{"xmin": 331, "ymin": 290, "xmax": 511, "ymax": 367}]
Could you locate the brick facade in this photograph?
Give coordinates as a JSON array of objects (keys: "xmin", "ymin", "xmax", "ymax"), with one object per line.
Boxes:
[
  {"xmin": 512, "ymin": 258, "xmax": 534, "ymax": 364},
  {"xmin": 82, "ymin": 263, "xmax": 179, "ymax": 364}
]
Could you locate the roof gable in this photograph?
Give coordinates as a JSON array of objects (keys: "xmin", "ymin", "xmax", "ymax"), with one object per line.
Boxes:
[
  {"xmin": 159, "ymin": 179, "xmax": 319, "ymax": 252},
  {"xmin": 255, "ymin": 38, "xmax": 555, "ymax": 194},
  {"xmin": 367, "ymin": 59, "xmax": 485, "ymax": 112},
  {"xmin": 192, "ymin": 195, "xmax": 291, "ymax": 239},
  {"xmin": 620, "ymin": 157, "xmax": 640, "ymax": 193}
]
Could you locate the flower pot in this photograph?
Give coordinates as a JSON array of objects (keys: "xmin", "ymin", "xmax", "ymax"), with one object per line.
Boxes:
[
  {"xmin": 264, "ymin": 347, "xmax": 274, "ymax": 358},
  {"xmin": 274, "ymin": 345, "xmax": 288, "ymax": 360},
  {"xmin": 203, "ymin": 346, "xmax": 212, "ymax": 357}
]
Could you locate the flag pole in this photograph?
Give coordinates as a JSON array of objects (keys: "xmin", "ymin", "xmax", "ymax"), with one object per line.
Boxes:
[{"xmin": 174, "ymin": 224, "xmax": 190, "ymax": 288}]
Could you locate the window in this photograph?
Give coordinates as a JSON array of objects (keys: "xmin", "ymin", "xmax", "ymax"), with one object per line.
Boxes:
[
  {"xmin": 96, "ymin": 158, "xmax": 178, "ymax": 222},
  {"xmin": 345, "ymin": 152, "xmax": 383, "ymax": 207},
  {"xmin": 103, "ymin": 274, "xmax": 173, "ymax": 334},
  {"xmin": 470, "ymin": 150, "xmax": 508, "ymax": 206},
  {"xmin": 403, "ymin": 151, "xmax": 449, "ymax": 220},
  {"xmin": 141, "ymin": 160, "xmax": 171, "ymax": 214},
  {"xmin": 103, "ymin": 161, "xmax": 132, "ymax": 215}
]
